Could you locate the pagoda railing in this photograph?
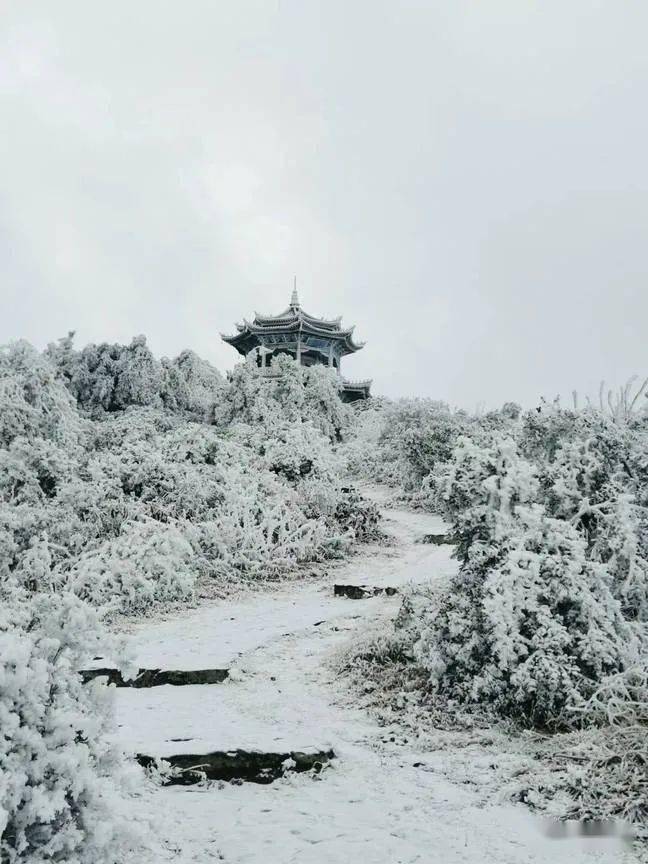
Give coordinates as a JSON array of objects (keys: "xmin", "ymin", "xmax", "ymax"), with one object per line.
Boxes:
[
  {"xmin": 341, "ymin": 378, "xmax": 373, "ymax": 387},
  {"xmin": 253, "ymin": 367, "xmax": 370, "ymax": 386}
]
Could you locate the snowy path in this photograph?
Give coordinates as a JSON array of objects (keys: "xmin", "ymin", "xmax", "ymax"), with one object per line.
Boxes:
[{"xmin": 119, "ymin": 494, "xmax": 633, "ymax": 863}]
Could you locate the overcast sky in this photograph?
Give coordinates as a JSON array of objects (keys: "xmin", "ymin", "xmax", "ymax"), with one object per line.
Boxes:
[{"xmin": 1, "ymin": 1, "xmax": 647, "ymax": 408}]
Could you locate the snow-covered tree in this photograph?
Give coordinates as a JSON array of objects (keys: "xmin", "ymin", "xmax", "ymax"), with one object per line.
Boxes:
[
  {"xmin": 47, "ymin": 335, "xmax": 164, "ymax": 414},
  {"xmin": 160, "ymin": 349, "xmax": 223, "ymax": 419},
  {"xmin": 215, "ymin": 353, "xmax": 352, "ymax": 442},
  {"xmin": 0, "ymin": 341, "xmax": 84, "ymax": 450}
]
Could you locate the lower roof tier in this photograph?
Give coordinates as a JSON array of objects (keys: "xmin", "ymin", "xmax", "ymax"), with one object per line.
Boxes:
[{"xmin": 341, "ymin": 379, "xmax": 372, "ymax": 402}]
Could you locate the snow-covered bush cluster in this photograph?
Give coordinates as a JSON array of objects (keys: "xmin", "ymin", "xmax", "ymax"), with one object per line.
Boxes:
[
  {"xmin": 345, "ymin": 395, "xmax": 648, "ymax": 833},
  {"xmin": 45, "ymin": 332, "xmax": 222, "ymax": 419},
  {"xmin": 347, "ymin": 398, "xmax": 648, "ymax": 727},
  {"xmin": 215, "ymin": 352, "xmax": 352, "ymax": 443},
  {"xmin": 418, "ymin": 433, "xmax": 640, "ymax": 728},
  {"xmin": 416, "ymin": 408, "xmax": 648, "ymax": 727},
  {"xmin": 1, "ymin": 339, "xmax": 377, "ymax": 616},
  {"xmin": 342, "ymin": 397, "xmax": 519, "ymax": 498},
  {"xmin": 1, "ymin": 335, "xmax": 378, "ymax": 859}
]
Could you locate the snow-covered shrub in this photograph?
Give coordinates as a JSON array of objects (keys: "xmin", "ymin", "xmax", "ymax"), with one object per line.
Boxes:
[
  {"xmin": 46, "ymin": 334, "xmax": 163, "ymax": 414},
  {"xmin": 263, "ymin": 423, "xmax": 334, "ymax": 483},
  {"xmin": 47, "ymin": 331, "xmax": 223, "ymax": 420},
  {"xmin": 343, "ymin": 396, "xmax": 526, "ymax": 505},
  {"xmin": 332, "ymin": 486, "xmax": 381, "ymax": 541},
  {"xmin": 422, "ymin": 433, "xmax": 530, "ymax": 558},
  {"xmin": 395, "ymin": 403, "xmax": 471, "ymax": 491},
  {"xmin": 339, "ymin": 399, "xmax": 388, "ymax": 481},
  {"xmin": 67, "ymin": 521, "xmax": 196, "ymax": 614},
  {"xmin": 246, "ymin": 415, "xmax": 380, "ymax": 542},
  {"xmin": 214, "ymin": 361, "xmax": 379, "ymax": 546},
  {"xmin": 546, "ymin": 437, "xmax": 648, "ymax": 620},
  {"xmin": 301, "ymin": 362, "xmax": 354, "ymax": 442},
  {"xmin": 417, "ymin": 509, "xmax": 638, "ymax": 727},
  {"xmin": 421, "ymin": 405, "xmax": 648, "ymax": 624},
  {"xmin": 2, "ymin": 340, "xmax": 377, "ymax": 612},
  {"xmin": 13, "ymin": 534, "xmax": 58, "ymax": 593},
  {"xmin": 563, "ymin": 669, "xmax": 648, "ymax": 836},
  {"xmin": 0, "ymin": 341, "xmax": 84, "ymax": 450},
  {"xmin": 0, "ymin": 587, "xmax": 141, "ymax": 863},
  {"xmin": 342, "ymin": 397, "xmax": 481, "ymax": 499},
  {"xmin": 517, "ymin": 406, "xmax": 648, "ymax": 621},
  {"xmin": 159, "ymin": 424, "xmax": 353, "ymax": 578},
  {"xmin": 195, "ymin": 463, "xmax": 334, "ymax": 580},
  {"xmin": 160, "ymin": 349, "xmax": 222, "ymax": 418},
  {"xmin": 411, "ymin": 435, "xmax": 642, "ymax": 728},
  {"xmin": 215, "ymin": 353, "xmax": 352, "ymax": 442},
  {"xmin": 0, "ymin": 436, "xmax": 79, "ymax": 507}
]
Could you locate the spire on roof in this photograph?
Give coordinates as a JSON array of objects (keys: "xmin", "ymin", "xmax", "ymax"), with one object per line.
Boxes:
[{"xmin": 290, "ymin": 276, "xmax": 300, "ymax": 308}]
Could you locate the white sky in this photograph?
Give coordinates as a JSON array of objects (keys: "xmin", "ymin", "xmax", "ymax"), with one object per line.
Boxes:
[{"xmin": 1, "ymin": 1, "xmax": 647, "ymax": 408}]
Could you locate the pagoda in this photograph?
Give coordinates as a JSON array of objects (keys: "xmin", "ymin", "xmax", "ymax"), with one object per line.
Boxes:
[{"xmin": 221, "ymin": 288, "xmax": 371, "ymax": 402}]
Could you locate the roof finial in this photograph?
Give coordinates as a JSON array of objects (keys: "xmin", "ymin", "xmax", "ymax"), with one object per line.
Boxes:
[{"xmin": 290, "ymin": 276, "xmax": 300, "ymax": 308}]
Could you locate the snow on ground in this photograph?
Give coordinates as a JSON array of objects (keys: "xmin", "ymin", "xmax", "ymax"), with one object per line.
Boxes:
[{"xmin": 117, "ymin": 492, "xmax": 637, "ymax": 863}]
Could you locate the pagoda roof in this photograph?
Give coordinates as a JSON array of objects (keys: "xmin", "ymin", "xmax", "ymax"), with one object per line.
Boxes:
[
  {"xmin": 221, "ymin": 289, "xmax": 366, "ymax": 356},
  {"xmin": 254, "ymin": 308, "xmax": 343, "ymax": 331}
]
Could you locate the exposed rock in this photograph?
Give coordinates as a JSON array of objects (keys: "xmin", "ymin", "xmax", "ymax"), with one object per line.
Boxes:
[
  {"xmin": 79, "ymin": 667, "xmax": 229, "ymax": 687},
  {"xmin": 136, "ymin": 748, "xmax": 335, "ymax": 785},
  {"xmin": 334, "ymin": 584, "xmax": 398, "ymax": 599},
  {"xmin": 416, "ymin": 533, "xmax": 454, "ymax": 546}
]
